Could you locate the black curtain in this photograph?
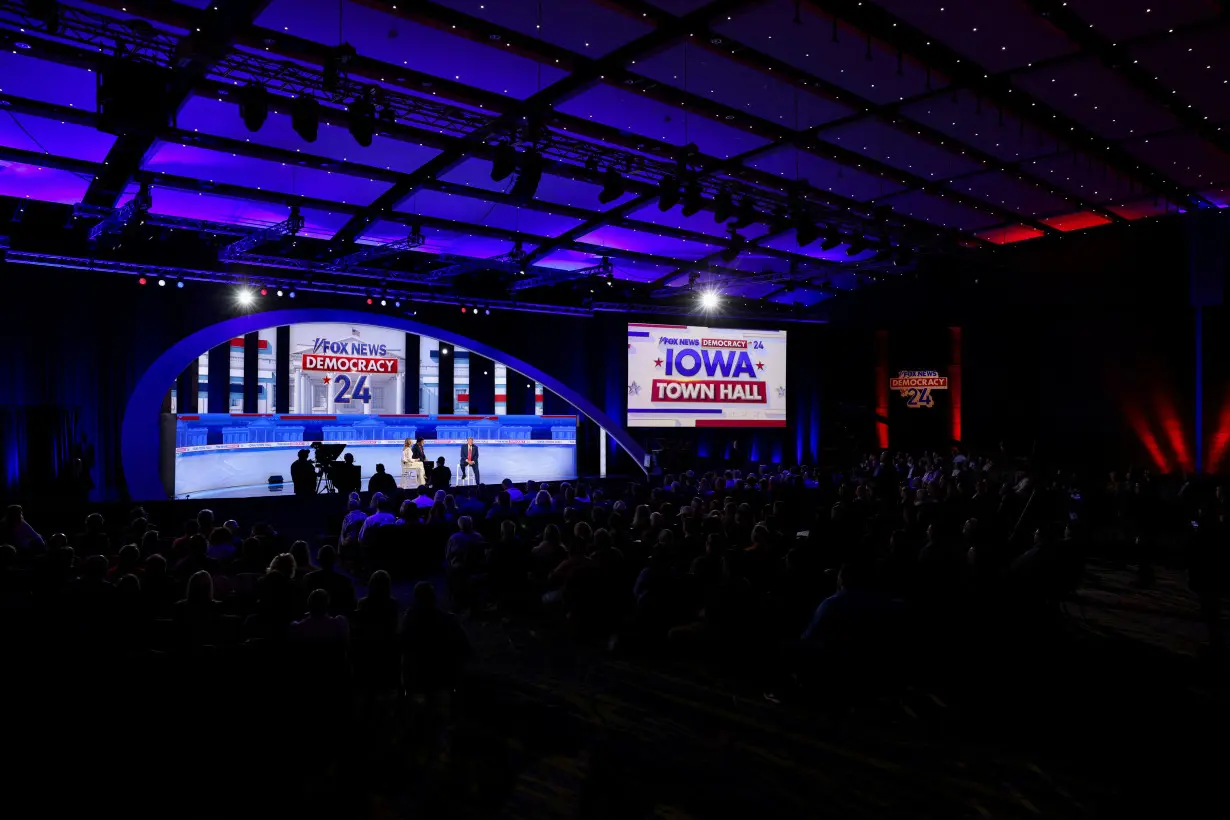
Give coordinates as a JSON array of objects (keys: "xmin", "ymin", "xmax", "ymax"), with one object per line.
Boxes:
[
  {"xmin": 469, "ymin": 353, "xmax": 495, "ymax": 414},
  {"xmin": 404, "ymin": 332, "xmax": 420, "ymax": 413},
  {"xmin": 275, "ymin": 325, "xmax": 290, "ymax": 413},
  {"xmin": 243, "ymin": 331, "xmax": 259, "ymax": 413},
  {"xmin": 176, "ymin": 359, "xmax": 199, "ymax": 415},
  {"xmin": 438, "ymin": 343, "xmax": 455, "ymax": 414},
  {"xmin": 208, "ymin": 343, "xmax": 230, "ymax": 414},
  {"xmin": 505, "ymin": 369, "xmax": 534, "ymax": 415},
  {"xmin": 543, "ymin": 387, "xmax": 571, "ymax": 415}
]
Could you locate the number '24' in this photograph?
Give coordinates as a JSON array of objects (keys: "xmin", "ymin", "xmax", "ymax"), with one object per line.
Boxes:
[
  {"xmin": 904, "ymin": 387, "xmax": 933, "ymax": 408},
  {"xmin": 333, "ymin": 374, "xmax": 372, "ymax": 404}
]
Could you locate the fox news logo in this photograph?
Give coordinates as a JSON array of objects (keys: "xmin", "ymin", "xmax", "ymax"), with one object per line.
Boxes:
[{"xmin": 889, "ymin": 370, "xmax": 948, "ymax": 409}]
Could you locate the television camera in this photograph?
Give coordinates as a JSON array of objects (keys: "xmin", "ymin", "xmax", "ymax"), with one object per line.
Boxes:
[{"xmin": 310, "ymin": 442, "xmax": 347, "ymax": 494}]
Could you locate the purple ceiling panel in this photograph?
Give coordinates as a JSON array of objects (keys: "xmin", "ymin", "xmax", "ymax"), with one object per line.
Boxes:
[
  {"xmin": 768, "ymin": 287, "xmax": 833, "ymax": 308},
  {"xmin": 722, "ymin": 280, "xmax": 790, "ymax": 300},
  {"xmin": 643, "ymin": 0, "xmax": 713, "ymax": 14},
  {"xmin": 429, "ymin": 0, "xmax": 653, "ymax": 57},
  {"xmin": 178, "ymin": 95, "xmax": 442, "ymax": 175},
  {"xmin": 0, "ymin": 112, "xmax": 115, "ymax": 162},
  {"xmin": 577, "ymin": 225, "xmax": 721, "ymax": 259},
  {"xmin": 880, "ymin": 190, "xmax": 1003, "ymax": 231},
  {"xmin": 360, "ymin": 219, "xmax": 534, "ymax": 258},
  {"xmin": 947, "ymin": 170, "xmax": 1078, "ymax": 217},
  {"xmin": 899, "ymin": 89, "xmax": 1066, "ymax": 162},
  {"xmin": 632, "ymin": 43, "xmax": 855, "ymax": 129},
  {"xmin": 1022, "ymin": 151, "xmax": 1139, "ymax": 202},
  {"xmin": 745, "ymin": 144, "xmax": 906, "ymax": 201},
  {"xmin": 117, "ymin": 186, "xmax": 351, "ymax": 239},
  {"xmin": 536, "ymin": 249, "xmax": 674, "ymax": 282},
  {"xmin": 1201, "ymin": 185, "xmax": 1230, "ymax": 208},
  {"xmin": 1129, "ymin": 27, "xmax": 1230, "ymax": 123},
  {"xmin": 395, "ymin": 189, "xmax": 582, "ymax": 237},
  {"xmin": 255, "ymin": 0, "xmax": 566, "ymax": 99},
  {"xmin": 818, "ymin": 119, "xmax": 985, "ymax": 180},
  {"xmin": 142, "ymin": 142, "xmax": 391, "ymax": 205},
  {"xmin": 1012, "ymin": 57, "xmax": 1180, "ymax": 139},
  {"xmin": 713, "ymin": 0, "xmax": 946, "ymax": 105},
  {"xmin": 437, "ymin": 158, "xmax": 638, "ymax": 210},
  {"xmin": 0, "ymin": 53, "xmax": 96, "ymax": 109},
  {"xmin": 65, "ymin": 1, "xmax": 189, "ymax": 34},
  {"xmin": 1122, "ymin": 131, "xmax": 1230, "ymax": 188},
  {"xmin": 0, "ymin": 161, "xmax": 91, "ymax": 204},
  {"xmin": 626, "ymin": 202, "xmax": 770, "ymax": 240},
  {"xmin": 874, "ymin": 0, "xmax": 1077, "ymax": 72},
  {"xmin": 555, "ymin": 85, "xmax": 773, "ymax": 160},
  {"xmin": 1066, "ymin": 0, "xmax": 1220, "ymax": 41},
  {"xmin": 758, "ymin": 233, "xmax": 880, "ymax": 263}
]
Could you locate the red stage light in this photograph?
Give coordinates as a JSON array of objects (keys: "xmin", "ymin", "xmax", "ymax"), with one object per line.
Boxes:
[
  {"xmin": 461, "ymin": 307, "xmax": 467, "ymax": 313},
  {"xmin": 366, "ymin": 298, "xmax": 373, "ymax": 305},
  {"xmin": 138, "ymin": 277, "xmax": 147, "ymax": 286},
  {"xmin": 260, "ymin": 288, "xmax": 268, "ymax": 296}
]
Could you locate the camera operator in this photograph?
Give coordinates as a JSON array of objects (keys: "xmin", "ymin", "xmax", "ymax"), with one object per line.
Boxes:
[{"xmin": 291, "ymin": 449, "xmax": 316, "ymax": 496}]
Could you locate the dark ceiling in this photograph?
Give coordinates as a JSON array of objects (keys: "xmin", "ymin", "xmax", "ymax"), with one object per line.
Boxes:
[{"xmin": 0, "ymin": 0, "xmax": 1227, "ymax": 316}]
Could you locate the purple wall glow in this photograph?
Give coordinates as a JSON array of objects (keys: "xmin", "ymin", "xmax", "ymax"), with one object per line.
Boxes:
[{"xmin": 0, "ymin": 53, "xmax": 97, "ymax": 109}]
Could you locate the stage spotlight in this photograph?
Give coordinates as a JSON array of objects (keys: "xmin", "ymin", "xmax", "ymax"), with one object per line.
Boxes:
[
  {"xmin": 461, "ymin": 307, "xmax": 467, "ymax": 313},
  {"xmin": 347, "ymin": 95, "xmax": 376, "ymax": 147},
  {"xmin": 394, "ymin": 301, "xmax": 400, "ymax": 308},
  {"xmin": 380, "ymin": 299, "xmax": 387, "ymax": 306},
  {"xmin": 236, "ymin": 289, "xmax": 254, "ymax": 306},
  {"xmin": 657, "ymin": 175, "xmax": 680, "ymax": 211},
  {"xmin": 700, "ymin": 290, "xmax": 721, "ymax": 311},
  {"xmin": 819, "ymin": 235, "xmax": 842, "ymax": 251},
  {"xmin": 158, "ymin": 278, "xmax": 166, "ymax": 287},
  {"xmin": 138, "ymin": 277, "xmax": 147, "ymax": 286},
  {"xmin": 713, "ymin": 188, "xmax": 733, "ymax": 223},
  {"xmin": 276, "ymin": 289, "xmax": 284, "ymax": 297},
  {"xmin": 511, "ymin": 151, "xmax": 543, "ymax": 200},
  {"xmin": 288, "ymin": 291, "xmax": 296, "ymax": 299},
  {"xmin": 485, "ymin": 309, "xmax": 490, "ymax": 315},
  {"xmin": 176, "ymin": 279, "xmax": 184, "ymax": 289},
  {"xmin": 366, "ymin": 298, "xmax": 373, "ymax": 305},
  {"xmin": 259, "ymin": 288, "xmax": 268, "ymax": 296},
  {"xmin": 598, "ymin": 167, "xmax": 625, "ymax": 204},
  {"xmin": 491, "ymin": 143, "xmax": 518, "ymax": 182},
  {"xmin": 237, "ymin": 82, "xmax": 269, "ymax": 132},
  {"xmin": 680, "ymin": 180, "xmax": 703, "ymax": 217},
  {"xmin": 732, "ymin": 197, "xmax": 757, "ymax": 228},
  {"xmin": 291, "ymin": 95, "xmax": 320, "ymax": 142}
]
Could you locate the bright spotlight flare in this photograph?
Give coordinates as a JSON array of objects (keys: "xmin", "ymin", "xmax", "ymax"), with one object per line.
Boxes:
[
  {"xmin": 700, "ymin": 290, "xmax": 721, "ymax": 311},
  {"xmin": 236, "ymin": 289, "xmax": 255, "ymax": 307}
]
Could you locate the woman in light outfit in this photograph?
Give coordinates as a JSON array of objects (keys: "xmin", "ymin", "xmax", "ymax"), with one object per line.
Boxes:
[{"xmin": 401, "ymin": 437, "xmax": 426, "ymax": 489}]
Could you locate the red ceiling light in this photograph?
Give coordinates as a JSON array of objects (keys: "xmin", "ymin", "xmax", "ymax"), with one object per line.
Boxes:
[
  {"xmin": 461, "ymin": 306, "xmax": 467, "ymax": 313},
  {"xmin": 138, "ymin": 277, "xmax": 147, "ymax": 285},
  {"xmin": 366, "ymin": 298, "xmax": 373, "ymax": 305},
  {"xmin": 259, "ymin": 288, "xmax": 268, "ymax": 296}
]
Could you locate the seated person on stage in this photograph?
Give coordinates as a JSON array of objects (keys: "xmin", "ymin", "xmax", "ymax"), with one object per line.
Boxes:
[
  {"xmin": 402, "ymin": 437, "xmax": 428, "ymax": 489},
  {"xmin": 460, "ymin": 437, "xmax": 480, "ymax": 485},
  {"xmin": 291, "ymin": 449, "xmax": 316, "ymax": 496},
  {"xmin": 368, "ymin": 463, "xmax": 397, "ymax": 496},
  {"xmin": 431, "ymin": 456, "xmax": 452, "ymax": 491}
]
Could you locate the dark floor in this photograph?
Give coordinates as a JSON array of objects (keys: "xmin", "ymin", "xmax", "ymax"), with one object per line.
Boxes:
[
  {"xmin": 6, "ymin": 560, "xmax": 1225, "ymax": 820},
  {"xmin": 315, "ymin": 562, "xmax": 1228, "ymax": 818}
]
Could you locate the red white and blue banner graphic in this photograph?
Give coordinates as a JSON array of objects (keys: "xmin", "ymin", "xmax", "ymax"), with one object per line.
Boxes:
[{"xmin": 627, "ymin": 323, "xmax": 787, "ymax": 428}]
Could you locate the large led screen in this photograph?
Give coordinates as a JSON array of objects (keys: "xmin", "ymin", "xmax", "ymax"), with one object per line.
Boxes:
[{"xmin": 627, "ymin": 323, "xmax": 787, "ymax": 428}]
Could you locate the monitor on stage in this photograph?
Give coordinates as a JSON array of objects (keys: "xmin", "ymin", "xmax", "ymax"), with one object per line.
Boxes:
[
  {"xmin": 626, "ymin": 323, "xmax": 787, "ymax": 428},
  {"xmin": 166, "ymin": 322, "xmax": 577, "ymax": 499}
]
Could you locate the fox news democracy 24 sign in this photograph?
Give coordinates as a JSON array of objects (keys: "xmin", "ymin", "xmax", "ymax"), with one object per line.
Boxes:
[{"xmin": 627, "ymin": 323, "xmax": 788, "ymax": 428}]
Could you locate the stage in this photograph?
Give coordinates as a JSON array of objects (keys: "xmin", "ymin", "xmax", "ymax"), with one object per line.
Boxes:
[{"xmin": 170, "ymin": 413, "xmax": 578, "ymax": 500}]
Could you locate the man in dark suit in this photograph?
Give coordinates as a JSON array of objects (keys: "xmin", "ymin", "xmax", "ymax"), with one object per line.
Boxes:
[
  {"xmin": 368, "ymin": 463, "xmax": 397, "ymax": 496},
  {"xmin": 333, "ymin": 453, "xmax": 362, "ymax": 496},
  {"xmin": 460, "ymin": 437, "xmax": 480, "ymax": 485}
]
